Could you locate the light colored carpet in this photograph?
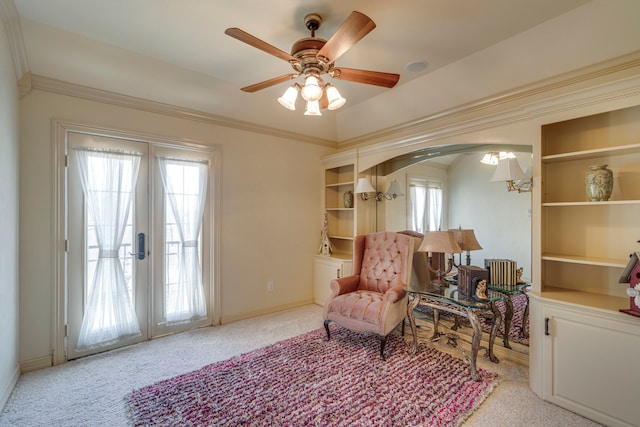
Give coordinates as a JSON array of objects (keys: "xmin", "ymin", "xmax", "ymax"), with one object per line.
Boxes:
[{"xmin": 0, "ymin": 304, "xmax": 600, "ymax": 426}]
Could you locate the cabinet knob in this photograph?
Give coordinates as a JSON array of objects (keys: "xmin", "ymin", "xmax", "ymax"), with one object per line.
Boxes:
[
  {"xmin": 337, "ymin": 268, "xmax": 341, "ymax": 278},
  {"xmin": 544, "ymin": 317, "xmax": 550, "ymax": 336}
]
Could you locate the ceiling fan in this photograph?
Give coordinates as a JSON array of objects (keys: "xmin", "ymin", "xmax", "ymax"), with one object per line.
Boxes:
[{"xmin": 224, "ymin": 11, "xmax": 400, "ymax": 115}]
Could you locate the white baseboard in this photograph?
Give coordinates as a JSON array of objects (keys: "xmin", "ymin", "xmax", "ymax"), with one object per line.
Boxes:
[
  {"xmin": 20, "ymin": 355, "xmax": 52, "ymax": 373},
  {"xmin": 221, "ymin": 299, "xmax": 315, "ymax": 324},
  {"xmin": 0, "ymin": 365, "xmax": 20, "ymax": 412}
]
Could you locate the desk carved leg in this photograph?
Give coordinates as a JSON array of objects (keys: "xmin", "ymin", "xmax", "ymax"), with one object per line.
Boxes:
[
  {"xmin": 503, "ymin": 297, "xmax": 514, "ymax": 349},
  {"xmin": 431, "ymin": 308, "xmax": 442, "ymax": 341},
  {"xmin": 466, "ymin": 309, "xmax": 482, "ymax": 382},
  {"xmin": 407, "ymin": 295, "xmax": 420, "ymax": 354},
  {"xmin": 520, "ymin": 292, "xmax": 530, "ymax": 339},
  {"xmin": 487, "ymin": 302, "xmax": 501, "ymax": 363}
]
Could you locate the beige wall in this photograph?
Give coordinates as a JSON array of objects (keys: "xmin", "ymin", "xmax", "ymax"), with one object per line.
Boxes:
[
  {"xmin": 0, "ymin": 17, "xmax": 20, "ymax": 409},
  {"xmin": 449, "ymin": 152, "xmax": 532, "ymax": 278},
  {"xmin": 19, "ymin": 90, "xmax": 332, "ymax": 365}
]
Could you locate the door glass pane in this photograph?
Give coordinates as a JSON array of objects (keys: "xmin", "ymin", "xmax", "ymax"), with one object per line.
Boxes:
[
  {"xmin": 163, "ymin": 195, "xmax": 202, "ymax": 317},
  {"xmin": 160, "ymin": 159, "xmax": 207, "ymax": 321},
  {"xmin": 86, "ymin": 204, "xmax": 135, "ymax": 303}
]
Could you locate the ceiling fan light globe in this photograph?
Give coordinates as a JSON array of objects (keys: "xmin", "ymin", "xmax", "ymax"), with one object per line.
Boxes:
[
  {"xmin": 326, "ymin": 85, "xmax": 346, "ymax": 110},
  {"xmin": 300, "ymin": 75, "xmax": 322, "ymax": 101},
  {"xmin": 277, "ymin": 86, "xmax": 298, "ymax": 110},
  {"xmin": 304, "ymin": 100, "xmax": 322, "ymax": 116}
]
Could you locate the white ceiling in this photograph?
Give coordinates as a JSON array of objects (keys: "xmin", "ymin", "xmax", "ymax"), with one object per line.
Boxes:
[{"xmin": 14, "ymin": 0, "xmax": 639, "ymax": 143}]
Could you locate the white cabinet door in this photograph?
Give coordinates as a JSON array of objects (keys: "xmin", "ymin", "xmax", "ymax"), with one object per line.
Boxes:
[
  {"xmin": 542, "ymin": 304, "xmax": 640, "ymax": 427},
  {"xmin": 313, "ymin": 256, "xmax": 352, "ymax": 306}
]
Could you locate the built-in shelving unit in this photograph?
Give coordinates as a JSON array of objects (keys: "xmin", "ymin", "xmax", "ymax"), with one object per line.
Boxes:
[
  {"xmin": 540, "ymin": 105, "xmax": 640, "ymax": 307},
  {"xmin": 532, "ymin": 104, "xmax": 640, "ymax": 426},
  {"xmin": 324, "ymin": 163, "xmax": 355, "ymax": 254},
  {"xmin": 314, "ymin": 151, "xmax": 361, "ymax": 306}
]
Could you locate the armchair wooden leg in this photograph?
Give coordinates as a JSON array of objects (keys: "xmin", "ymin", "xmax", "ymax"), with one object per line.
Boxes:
[
  {"xmin": 379, "ymin": 335, "xmax": 387, "ymax": 360},
  {"xmin": 324, "ymin": 320, "xmax": 331, "ymax": 341}
]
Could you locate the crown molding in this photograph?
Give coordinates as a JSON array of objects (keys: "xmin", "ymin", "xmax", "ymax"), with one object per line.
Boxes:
[
  {"xmin": 29, "ymin": 74, "xmax": 337, "ymax": 148},
  {"xmin": 341, "ymin": 50, "xmax": 640, "ymax": 152},
  {"xmin": 26, "ymin": 50, "xmax": 640, "ymax": 155},
  {"xmin": 0, "ymin": 0, "xmax": 30, "ymax": 93},
  {"xmin": 355, "ymin": 57, "xmax": 640, "ymax": 172}
]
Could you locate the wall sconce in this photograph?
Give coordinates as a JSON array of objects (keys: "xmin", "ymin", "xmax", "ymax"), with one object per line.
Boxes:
[
  {"xmin": 450, "ymin": 228, "xmax": 482, "ymax": 266},
  {"xmin": 418, "ymin": 231, "xmax": 462, "ymax": 287},
  {"xmin": 490, "ymin": 157, "xmax": 533, "ymax": 193},
  {"xmin": 384, "ymin": 180, "xmax": 405, "ymax": 200},
  {"xmin": 355, "ymin": 178, "xmax": 405, "ymax": 201}
]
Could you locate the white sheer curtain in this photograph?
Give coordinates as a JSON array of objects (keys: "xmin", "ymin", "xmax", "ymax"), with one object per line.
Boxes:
[
  {"xmin": 427, "ymin": 184, "xmax": 443, "ymax": 231},
  {"xmin": 74, "ymin": 148, "xmax": 142, "ymax": 351},
  {"xmin": 409, "ymin": 177, "xmax": 443, "ymax": 233},
  {"xmin": 158, "ymin": 157, "xmax": 208, "ymax": 323},
  {"xmin": 409, "ymin": 184, "xmax": 427, "ymax": 233}
]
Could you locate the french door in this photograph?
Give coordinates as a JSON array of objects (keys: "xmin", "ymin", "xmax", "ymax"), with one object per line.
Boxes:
[{"xmin": 66, "ymin": 131, "xmax": 213, "ymax": 359}]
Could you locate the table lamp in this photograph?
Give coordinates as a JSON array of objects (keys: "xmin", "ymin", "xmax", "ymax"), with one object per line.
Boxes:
[
  {"xmin": 418, "ymin": 231, "xmax": 462, "ymax": 287},
  {"xmin": 450, "ymin": 228, "xmax": 482, "ymax": 265}
]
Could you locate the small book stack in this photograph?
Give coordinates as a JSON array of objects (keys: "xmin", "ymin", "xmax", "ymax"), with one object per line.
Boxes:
[{"xmin": 484, "ymin": 259, "xmax": 517, "ymax": 288}]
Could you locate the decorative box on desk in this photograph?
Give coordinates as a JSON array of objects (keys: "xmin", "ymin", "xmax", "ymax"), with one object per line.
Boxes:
[{"xmin": 457, "ymin": 265, "xmax": 488, "ymax": 299}]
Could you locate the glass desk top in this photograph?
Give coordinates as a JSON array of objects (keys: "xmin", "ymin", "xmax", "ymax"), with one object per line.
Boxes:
[
  {"xmin": 406, "ymin": 282, "xmax": 507, "ymax": 309},
  {"xmin": 487, "ymin": 282, "xmax": 531, "ymax": 294}
]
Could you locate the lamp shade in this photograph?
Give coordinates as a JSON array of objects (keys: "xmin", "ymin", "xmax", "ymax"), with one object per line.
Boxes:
[
  {"xmin": 304, "ymin": 100, "xmax": 321, "ymax": 116},
  {"xmin": 300, "ymin": 75, "xmax": 322, "ymax": 101},
  {"xmin": 418, "ymin": 231, "xmax": 462, "ymax": 254},
  {"xmin": 326, "ymin": 85, "xmax": 346, "ymax": 110},
  {"xmin": 277, "ymin": 86, "xmax": 298, "ymax": 110},
  {"xmin": 355, "ymin": 177, "xmax": 376, "ymax": 194},
  {"xmin": 450, "ymin": 229, "xmax": 482, "ymax": 251},
  {"xmin": 490, "ymin": 157, "xmax": 527, "ymax": 182},
  {"xmin": 385, "ymin": 180, "xmax": 405, "ymax": 198}
]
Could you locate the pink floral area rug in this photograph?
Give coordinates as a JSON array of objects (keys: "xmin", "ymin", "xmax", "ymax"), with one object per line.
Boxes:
[{"xmin": 125, "ymin": 326, "xmax": 499, "ymax": 426}]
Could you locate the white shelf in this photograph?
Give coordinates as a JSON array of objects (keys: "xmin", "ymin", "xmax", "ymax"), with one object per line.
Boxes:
[
  {"xmin": 541, "ymin": 253, "xmax": 628, "ymax": 268},
  {"xmin": 531, "ymin": 287, "xmax": 628, "ymax": 313},
  {"xmin": 541, "ymin": 142, "xmax": 640, "ymax": 163},
  {"xmin": 328, "ymin": 235, "xmax": 354, "ymax": 241},
  {"xmin": 542, "ymin": 200, "xmax": 640, "ymax": 207},
  {"xmin": 325, "ymin": 181, "xmax": 354, "ymax": 188}
]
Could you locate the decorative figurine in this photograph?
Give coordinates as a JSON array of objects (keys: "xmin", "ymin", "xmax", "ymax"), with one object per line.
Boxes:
[
  {"xmin": 318, "ymin": 212, "xmax": 334, "ymax": 256},
  {"xmin": 516, "ymin": 267, "xmax": 525, "ymax": 284},
  {"xmin": 474, "ymin": 279, "xmax": 489, "ymax": 301},
  {"xmin": 618, "ymin": 244, "xmax": 640, "ymax": 317}
]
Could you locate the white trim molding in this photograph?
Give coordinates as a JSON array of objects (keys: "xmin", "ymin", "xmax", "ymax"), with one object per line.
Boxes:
[
  {"xmin": 31, "ymin": 75, "xmax": 336, "ymax": 148},
  {"xmin": 52, "ymin": 120, "xmax": 223, "ymax": 365},
  {"xmin": 0, "ymin": 0, "xmax": 31, "ymax": 95},
  {"xmin": 0, "ymin": 364, "xmax": 19, "ymax": 411},
  {"xmin": 27, "ymin": 49, "xmax": 640, "ymax": 156},
  {"xmin": 353, "ymin": 52, "xmax": 640, "ymax": 172}
]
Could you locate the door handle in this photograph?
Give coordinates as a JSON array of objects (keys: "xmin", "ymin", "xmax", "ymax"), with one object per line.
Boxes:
[{"xmin": 129, "ymin": 233, "xmax": 145, "ymax": 260}]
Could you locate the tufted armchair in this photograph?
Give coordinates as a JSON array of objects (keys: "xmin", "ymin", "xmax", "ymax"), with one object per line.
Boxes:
[{"xmin": 323, "ymin": 231, "xmax": 414, "ymax": 359}]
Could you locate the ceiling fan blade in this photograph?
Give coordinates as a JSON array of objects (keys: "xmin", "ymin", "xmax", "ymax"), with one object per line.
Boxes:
[
  {"xmin": 240, "ymin": 74, "xmax": 298, "ymax": 93},
  {"xmin": 225, "ymin": 28, "xmax": 299, "ymax": 63},
  {"xmin": 332, "ymin": 67, "xmax": 399, "ymax": 88},
  {"xmin": 317, "ymin": 11, "xmax": 376, "ymax": 63}
]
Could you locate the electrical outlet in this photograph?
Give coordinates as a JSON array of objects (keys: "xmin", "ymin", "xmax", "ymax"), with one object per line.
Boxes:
[{"xmin": 267, "ymin": 280, "xmax": 274, "ymax": 292}]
